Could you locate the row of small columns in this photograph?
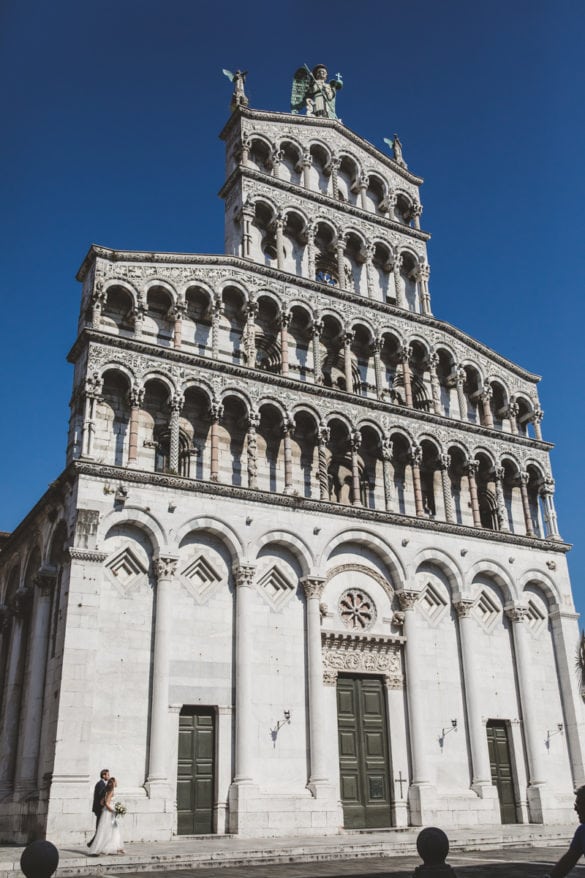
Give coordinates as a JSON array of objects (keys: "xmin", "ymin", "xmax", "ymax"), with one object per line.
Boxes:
[
  {"xmin": 79, "ymin": 382, "xmax": 559, "ymax": 539},
  {"xmin": 402, "ymin": 591, "xmax": 584, "ymax": 798},
  {"xmin": 0, "ymin": 568, "xmax": 57, "ymax": 796},
  {"xmin": 238, "ymin": 206, "xmax": 431, "ymax": 313},
  {"xmin": 239, "ymin": 140, "xmax": 423, "ymax": 229},
  {"xmin": 87, "ymin": 297, "xmax": 543, "ymax": 438}
]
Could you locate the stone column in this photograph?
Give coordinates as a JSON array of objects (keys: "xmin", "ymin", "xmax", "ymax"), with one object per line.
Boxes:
[
  {"xmin": 480, "ymin": 386, "xmax": 494, "ymax": 428},
  {"xmin": 453, "ymin": 600, "xmax": 493, "ymax": 792},
  {"xmin": 399, "ymin": 345, "xmax": 414, "ymax": 407},
  {"xmin": 382, "ymin": 436, "xmax": 393, "ymax": 512},
  {"xmin": 233, "ymin": 564, "xmax": 256, "ymax": 784},
  {"xmin": 494, "ymin": 467, "xmax": 510, "ymax": 532},
  {"xmin": 532, "ymin": 408, "xmax": 544, "ymax": 441},
  {"xmin": 270, "ymin": 147, "xmax": 283, "ymax": 179},
  {"xmin": 283, "ymin": 415, "xmax": 294, "ymax": 494},
  {"xmin": 301, "ymin": 151, "xmax": 312, "ymax": 189},
  {"xmin": 301, "ymin": 577, "xmax": 330, "ymax": 794},
  {"xmin": 172, "ymin": 302, "xmax": 186, "ymax": 350},
  {"xmin": 507, "ymin": 400, "xmax": 519, "ymax": 435},
  {"xmin": 146, "ymin": 556, "xmax": 178, "ymax": 797},
  {"xmin": 91, "ymin": 282, "xmax": 105, "ymax": 327},
  {"xmin": 371, "ymin": 339, "xmax": 383, "ymax": 399},
  {"xmin": 427, "ymin": 352, "xmax": 442, "ymax": 416},
  {"xmin": 306, "ymin": 224, "xmax": 316, "ymax": 281},
  {"xmin": 275, "ymin": 214, "xmax": 285, "ymax": 272},
  {"xmin": 393, "ymin": 255, "xmax": 406, "ymax": 308},
  {"xmin": 209, "ymin": 401, "xmax": 223, "ymax": 482},
  {"xmin": 212, "ymin": 295, "xmax": 223, "ymax": 360},
  {"xmin": 505, "ymin": 605, "xmax": 546, "ymax": 798},
  {"xmin": 455, "ymin": 366, "xmax": 467, "ymax": 421},
  {"xmin": 81, "ymin": 372, "xmax": 103, "ymax": 459},
  {"xmin": 357, "ymin": 173, "xmax": 369, "ymax": 210},
  {"xmin": 410, "ymin": 445, "xmax": 425, "ymax": 517},
  {"xmin": 350, "ymin": 430, "xmax": 362, "ymax": 507},
  {"xmin": 14, "ymin": 569, "xmax": 56, "ymax": 793},
  {"xmin": 131, "ymin": 303, "xmax": 146, "ymax": 339},
  {"xmin": 0, "ymin": 588, "xmax": 32, "ymax": 794},
  {"xmin": 240, "ymin": 136, "xmax": 251, "ymax": 166},
  {"xmin": 549, "ymin": 608, "xmax": 585, "ymax": 789},
  {"xmin": 318, "ymin": 423, "xmax": 330, "ymax": 501},
  {"xmin": 247, "ymin": 410, "xmax": 259, "ymax": 490},
  {"xmin": 539, "ymin": 477, "xmax": 560, "ymax": 539},
  {"xmin": 127, "ymin": 385, "xmax": 144, "ymax": 465},
  {"xmin": 343, "ymin": 331, "xmax": 354, "ymax": 393},
  {"xmin": 280, "ymin": 310, "xmax": 291, "ymax": 376},
  {"xmin": 364, "ymin": 243, "xmax": 375, "ymax": 299},
  {"xmin": 518, "ymin": 471, "xmax": 535, "ymax": 537},
  {"xmin": 312, "ymin": 320, "xmax": 323, "ymax": 385},
  {"xmin": 417, "ymin": 263, "xmax": 431, "ymax": 315},
  {"xmin": 169, "ymin": 393, "xmax": 184, "ymax": 473},
  {"xmin": 465, "ymin": 460, "xmax": 482, "ymax": 528},
  {"xmin": 240, "ymin": 203, "xmax": 255, "ymax": 259},
  {"xmin": 411, "ymin": 202, "xmax": 423, "ymax": 231},
  {"xmin": 439, "ymin": 453, "xmax": 455, "ymax": 523},
  {"xmin": 398, "ymin": 590, "xmax": 430, "ymax": 786},
  {"xmin": 329, "ymin": 155, "xmax": 340, "ymax": 199},
  {"xmin": 336, "ymin": 234, "xmax": 347, "ymax": 291},
  {"xmin": 244, "ymin": 299, "xmax": 258, "ymax": 368}
]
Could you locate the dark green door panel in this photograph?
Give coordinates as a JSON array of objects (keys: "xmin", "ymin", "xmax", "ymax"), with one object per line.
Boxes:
[
  {"xmin": 487, "ymin": 720, "xmax": 518, "ymax": 824},
  {"xmin": 177, "ymin": 708, "xmax": 215, "ymax": 834}
]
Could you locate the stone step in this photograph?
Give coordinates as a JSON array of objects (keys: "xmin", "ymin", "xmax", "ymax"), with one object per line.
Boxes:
[{"xmin": 0, "ymin": 823, "xmax": 574, "ymax": 878}]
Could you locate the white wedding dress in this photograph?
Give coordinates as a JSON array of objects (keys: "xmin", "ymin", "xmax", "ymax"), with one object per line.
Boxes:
[{"xmin": 87, "ymin": 806, "xmax": 123, "ymax": 855}]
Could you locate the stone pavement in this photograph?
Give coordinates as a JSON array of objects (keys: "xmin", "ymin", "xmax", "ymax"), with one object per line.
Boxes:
[{"xmin": 0, "ymin": 826, "xmax": 579, "ymax": 878}]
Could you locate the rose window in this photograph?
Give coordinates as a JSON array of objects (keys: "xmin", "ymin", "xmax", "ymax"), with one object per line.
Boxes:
[{"xmin": 339, "ymin": 589, "xmax": 376, "ymax": 631}]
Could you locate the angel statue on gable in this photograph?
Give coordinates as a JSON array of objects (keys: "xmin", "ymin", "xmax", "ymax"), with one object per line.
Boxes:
[{"xmin": 290, "ymin": 65, "xmax": 343, "ymax": 120}]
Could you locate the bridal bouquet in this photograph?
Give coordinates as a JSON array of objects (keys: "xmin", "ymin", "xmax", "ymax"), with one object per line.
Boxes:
[{"xmin": 114, "ymin": 802, "xmax": 127, "ymax": 817}]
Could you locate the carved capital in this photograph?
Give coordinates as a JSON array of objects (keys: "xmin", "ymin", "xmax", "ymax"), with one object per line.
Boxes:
[
  {"xmin": 0, "ymin": 604, "xmax": 11, "ymax": 632},
  {"xmin": 494, "ymin": 466, "xmax": 505, "ymax": 482},
  {"xmin": 350, "ymin": 429, "xmax": 362, "ymax": 452},
  {"xmin": 85, "ymin": 371, "xmax": 103, "ymax": 399},
  {"xmin": 210, "ymin": 401, "xmax": 224, "ymax": 422},
  {"xmin": 170, "ymin": 392, "xmax": 185, "ymax": 414},
  {"xmin": 397, "ymin": 590, "xmax": 420, "ymax": 611},
  {"xmin": 318, "ymin": 422, "xmax": 330, "ymax": 445},
  {"xmin": 248, "ymin": 408, "xmax": 260, "ymax": 431},
  {"xmin": 128, "ymin": 385, "xmax": 145, "ymax": 408},
  {"xmin": 301, "ymin": 577, "xmax": 326, "ymax": 600},
  {"xmin": 539, "ymin": 475, "xmax": 555, "ymax": 497},
  {"xmin": 439, "ymin": 453, "xmax": 451, "ymax": 471},
  {"xmin": 311, "ymin": 318, "xmax": 323, "ymax": 338},
  {"xmin": 234, "ymin": 564, "xmax": 256, "ymax": 589},
  {"xmin": 153, "ymin": 556, "xmax": 178, "ymax": 581},
  {"xmin": 381, "ymin": 436, "xmax": 393, "ymax": 462},
  {"xmin": 33, "ymin": 566, "xmax": 58, "ymax": 595},
  {"xmin": 453, "ymin": 599, "xmax": 474, "ymax": 618},
  {"xmin": 518, "ymin": 470, "xmax": 530, "ymax": 487},
  {"xmin": 465, "ymin": 459, "xmax": 479, "ymax": 477},
  {"xmin": 398, "ymin": 344, "xmax": 411, "ymax": 363},
  {"xmin": 532, "ymin": 407, "xmax": 544, "ymax": 424},
  {"xmin": 279, "ymin": 310, "xmax": 291, "ymax": 329},
  {"xmin": 480, "ymin": 385, "xmax": 493, "ymax": 403},
  {"xmin": 11, "ymin": 587, "xmax": 33, "ymax": 618},
  {"xmin": 505, "ymin": 603, "xmax": 529, "ymax": 623},
  {"xmin": 409, "ymin": 444, "xmax": 422, "ymax": 468}
]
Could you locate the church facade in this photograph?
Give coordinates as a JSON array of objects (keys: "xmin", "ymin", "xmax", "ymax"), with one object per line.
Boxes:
[{"xmin": 0, "ymin": 74, "xmax": 583, "ymax": 844}]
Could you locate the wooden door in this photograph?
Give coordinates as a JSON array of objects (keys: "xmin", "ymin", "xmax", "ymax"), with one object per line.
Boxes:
[
  {"xmin": 176, "ymin": 708, "xmax": 215, "ymax": 834},
  {"xmin": 486, "ymin": 720, "xmax": 518, "ymax": 824},
  {"xmin": 337, "ymin": 676, "xmax": 392, "ymax": 828}
]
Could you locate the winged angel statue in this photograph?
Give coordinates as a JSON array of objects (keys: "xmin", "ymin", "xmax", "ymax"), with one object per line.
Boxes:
[
  {"xmin": 222, "ymin": 69, "xmax": 249, "ymax": 111},
  {"xmin": 290, "ymin": 64, "xmax": 343, "ymax": 120}
]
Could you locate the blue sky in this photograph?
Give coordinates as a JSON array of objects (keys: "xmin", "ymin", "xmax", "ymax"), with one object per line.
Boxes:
[{"xmin": 1, "ymin": 1, "xmax": 584, "ymax": 617}]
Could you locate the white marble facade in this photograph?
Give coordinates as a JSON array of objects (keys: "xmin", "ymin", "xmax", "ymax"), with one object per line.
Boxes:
[{"xmin": 0, "ymin": 100, "xmax": 583, "ymax": 845}]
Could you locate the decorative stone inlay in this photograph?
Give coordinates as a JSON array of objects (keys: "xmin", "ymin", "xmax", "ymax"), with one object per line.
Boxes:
[
  {"xmin": 105, "ymin": 546, "xmax": 148, "ymax": 593},
  {"xmin": 179, "ymin": 554, "xmax": 222, "ymax": 603},
  {"xmin": 473, "ymin": 591, "xmax": 501, "ymax": 631},
  {"xmin": 257, "ymin": 564, "xmax": 296, "ymax": 611},
  {"xmin": 338, "ymin": 588, "xmax": 377, "ymax": 631},
  {"xmin": 525, "ymin": 599, "xmax": 546, "ymax": 634},
  {"xmin": 419, "ymin": 583, "xmax": 447, "ymax": 623},
  {"xmin": 321, "ymin": 630, "xmax": 404, "ymax": 687}
]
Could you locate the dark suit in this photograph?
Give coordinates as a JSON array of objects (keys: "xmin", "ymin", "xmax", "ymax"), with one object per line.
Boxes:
[{"xmin": 87, "ymin": 778, "xmax": 107, "ymax": 846}]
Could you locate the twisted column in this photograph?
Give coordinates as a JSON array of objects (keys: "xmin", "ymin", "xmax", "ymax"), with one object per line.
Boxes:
[
  {"xmin": 247, "ymin": 410, "xmax": 259, "ymax": 490},
  {"xmin": 233, "ymin": 565, "xmax": 256, "ymax": 783},
  {"xmin": 301, "ymin": 577, "xmax": 329, "ymax": 793},
  {"xmin": 455, "ymin": 366, "xmax": 467, "ymax": 420},
  {"xmin": 312, "ymin": 320, "xmax": 323, "ymax": 385},
  {"xmin": 318, "ymin": 423, "xmax": 330, "ymax": 501},
  {"xmin": 146, "ymin": 556, "xmax": 178, "ymax": 796},
  {"xmin": 393, "ymin": 255, "xmax": 406, "ymax": 308},
  {"xmin": 244, "ymin": 299, "xmax": 258, "ymax": 367},
  {"xmin": 539, "ymin": 477, "xmax": 560, "ymax": 539},
  {"xmin": 410, "ymin": 445, "xmax": 425, "ymax": 517},
  {"xmin": 329, "ymin": 155, "xmax": 340, "ymax": 199},
  {"xmin": 371, "ymin": 339, "xmax": 383, "ymax": 399},
  {"xmin": 343, "ymin": 331, "xmax": 354, "ymax": 393},
  {"xmin": 439, "ymin": 453, "xmax": 455, "ymax": 523},
  {"xmin": 336, "ymin": 233, "xmax": 347, "ymax": 290},
  {"xmin": 209, "ymin": 401, "xmax": 223, "ymax": 482},
  {"xmin": 465, "ymin": 460, "xmax": 482, "ymax": 527},
  {"xmin": 518, "ymin": 471, "xmax": 535, "ymax": 536},
  {"xmin": 275, "ymin": 214, "xmax": 285, "ymax": 271},
  {"xmin": 212, "ymin": 295, "xmax": 223, "ymax": 360},
  {"xmin": 14, "ymin": 569, "xmax": 57, "ymax": 792},
  {"xmin": 169, "ymin": 393, "xmax": 184, "ymax": 473},
  {"xmin": 283, "ymin": 415, "xmax": 294, "ymax": 494},
  {"xmin": 280, "ymin": 310, "xmax": 291, "ymax": 376},
  {"xmin": 399, "ymin": 345, "xmax": 413, "ymax": 407},
  {"xmin": 364, "ymin": 242, "xmax": 375, "ymax": 299},
  {"xmin": 427, "ymin": 352, "xmax": 442, "ymax": 416},
  {"xmin": 494, "ymin": 467, "xmax": 509, "ymax": 532},
  {"xmin": 306, "ymin": 223, "xmax": 316, "ymax": 281},
  {"xmin": 382, "ymin": 436, "xmax": 393, "ymax": 512}
]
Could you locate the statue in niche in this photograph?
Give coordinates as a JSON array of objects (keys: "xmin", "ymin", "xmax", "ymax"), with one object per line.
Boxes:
[
  {"xmin": 291, "ymin": 64, "xmax": 343, "ymax": 119},
  {"xmin": 222, "ymin": 68, "xmax": 249, "ymax": 111}
]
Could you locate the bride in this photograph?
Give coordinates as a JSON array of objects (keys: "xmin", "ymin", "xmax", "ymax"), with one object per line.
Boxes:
[{"xmin": 87, "ymin": 777, "xmax": 125, "ymax": 855}]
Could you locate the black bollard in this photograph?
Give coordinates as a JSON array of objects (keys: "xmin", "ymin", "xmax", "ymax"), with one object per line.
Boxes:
[
  {"xmin": 20, "ymin": 841, "xmax": 59, "ymax": 878},
  {"xmin": 413, "ymin": 827, "xmax": 457, "ymax": 876}
]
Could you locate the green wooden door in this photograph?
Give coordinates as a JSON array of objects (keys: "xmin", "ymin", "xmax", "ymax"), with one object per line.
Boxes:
[
  {"xmin": 337, "ymin": 676, "xmax": 392, "ymax": 829},
  {"xmin": 176, "ymin": 708, "xmax": 215, "ymax": 834},
  {"xmin": 486, "ymin": 720, "xmax": 518, "ymax": 824}
]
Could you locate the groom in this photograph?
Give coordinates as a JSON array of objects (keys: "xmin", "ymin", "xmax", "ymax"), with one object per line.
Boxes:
[{"xmin": 87, "ymin": 768, "xmax": 110, "ymax": 847}]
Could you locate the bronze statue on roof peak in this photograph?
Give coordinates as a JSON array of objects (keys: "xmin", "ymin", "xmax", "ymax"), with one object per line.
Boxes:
[{"xmin": 290, "ymin": 64, "xmax": 343, "ymax": 120}]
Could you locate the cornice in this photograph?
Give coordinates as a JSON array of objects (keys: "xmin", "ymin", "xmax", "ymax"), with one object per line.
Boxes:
[
  {"xmin": 218, "ymin": 166, "xmax": 431, "ymax": 242},
  {"xmin": 69, "ymin": 330, "xmax": 552, "ymax": 454},
  {"xmin": 72, "ymin": 460, "xmax": 570, "ymax": 554},
  {"xmin": 75, "ymin": 249, "xmax": 540, "ymax": 384},
  {"xmin": 219, "ymin": 106, "xmax": 424, "ymax": 186}
]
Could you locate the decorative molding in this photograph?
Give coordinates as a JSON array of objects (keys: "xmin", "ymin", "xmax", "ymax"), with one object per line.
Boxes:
[
  {"xmin": 321, "ymin": 630, "xmax": 404, "ymax": 687},
  {"xmin": 69, "ymin": 548, "xmax": 108, "ymax": 563}
]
